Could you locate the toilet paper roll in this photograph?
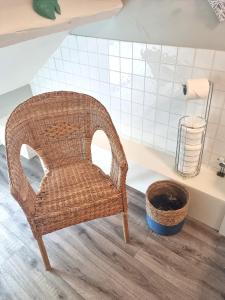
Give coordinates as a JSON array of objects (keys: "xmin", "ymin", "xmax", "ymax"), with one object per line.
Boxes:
[
  {"xmin": 180, "ymin": 127, "xmax": 204, "ymax": 145},
  {"xmin": 178, "ymin": 161, "xmax": 199, "ymax": 169},
  {"xmin": 179, "ymin": 155, "xmax": 200, "ymax": 163},
  {"xmin": 184, "ymin": 144, "xmax": 202, "ymax": 151},
  {"xmin": 184, "ymin": 78, "xmax": 209, "ymax": 100},
  {"xmin": 178, "ymin": 164, "xmax": 198, "ymax": 174},
  {"xmin": 180, "ymin": 136, "xmax": 203, "ymax": 146},
  {"xmin": 181, "ymin": 116, "xmax": 206, "ymax": 129},
  {"xmin": 179, "ymin": 145, "xmax": 201, "ymax": 165}
]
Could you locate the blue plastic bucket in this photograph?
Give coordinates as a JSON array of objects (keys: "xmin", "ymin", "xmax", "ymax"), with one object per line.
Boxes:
[
  {"xmin": 146, "ymin": 180, "xmax": 189, "ymax": 236},
  {"xmin": 146, "ymin": 215, "xmax": 185, "ymax": 236}
]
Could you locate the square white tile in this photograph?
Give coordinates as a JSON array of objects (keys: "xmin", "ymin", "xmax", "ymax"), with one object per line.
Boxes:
[
  {"xmin": 144, "ymin": 92, "xmax": 157, "ymax": 107},
  {"xmin": 171, "ymin": 99, "xmax": 186, "ymax": 115},
  {"xmin": 145, "ymin": 62, "xmax": 160, "ymax": 78},
  {"xmin": 177, "ymin": 47, "xmax": 195, "ymax": 66},
  {"xmin": 120, "ymin": 58, "xmax": 132, "ymax": 74},
  {"xmin": 97, "ymin": 38, "xmax": 109, "ymax": 54},
  {"xmin": 172, "ymin": 83, "xmax": 184, "ymax": 98},
  {"xmin": 210, "ymin": 71, "xmax": 225, "ymax": 91},
  {"xmin": 220, "ymin": 109, "xmax": 225, "ymax": 125},
  {"xmin": 216, "ymin": 125, "xmax": 225, "ymax": 141},
  {"xmin": 143, "ymin": 106, "xmax": 156, "ymax": 121},
  {"xmin": 206, "ymin": 123, "xmax": 218, "ymax": 138},
  {"xmin": 211, "ymin": 90, "xmax": 225, "ymax": 108},
  {"xmin": 77, "ymin": 36, "xmax": 88, "ymax": 51},
  {"xmin": 121, "ymin": 112, "xmax": 131, "ymax": 126},
  {"xmin": 145, "ymin": 78, "xmax": 158, "ymax": 93},
  {"xmin": 111, "ymin": 97, "xmax": 121, "ymax": 111},
  {"xmin": 166, "ymin": 140, "xmax": 176, "ymax": 154},
  {"xmin": 213, "ymin": 51, "xmax": 225, "ymax": 72},
  {"xmin": 88, "ymin": 53, "xmax": 98, "ymax": 67},
  {"xmin": 132, "ymin": 103, "xmax": 143, "ymax": 117},
  {"xmin": 145, "ymin": 44, "xmax": 162, "ymax": 63},
  {"xmin": 121, "ymin": 125, "xmax": 131, "ymax": 138},
  {"xmin": 167, "ymin": 127, "xmax": 178, "ymax": 141},
  {"xmin": 132, "ymin": 115, "xmax": 143, "ymax": 129},
  {"xmin": 109, "ymin": 40, "xmax": 120, "ymax": 56},
  {"xmin": 156, "ymin": 95, "xmax": 171, "ymax": 111},
  {"xmin": 120, "ymin": 41, "xmax": 133, "ymax": 58},
  {"xmin": 158, "ymin": 80, "xmax": 173, "ymax": 96},
  {"xmin": 142, "ymin": 131, "xmax": 154, "ymax": 145},
  {"xmin": 154, "ymin": 135, "xmax": 166, "ymax": 150},
  {"xmin": 131, "ymin": 127, "xmax": 143, "ymax": 141},
  {"xmin": 143, "ymin": 119, "xmax": 154, "ymax": 132},
  {"xmin": 121, "ymin": 72, "xmax": 132, "ymax": 88},
  {"xmin": 89, "ymin": 66, "xmax": 99, "ymax": 80},
  {"xmin": 155, "ymin": 122, "xmax": 168, "ymax": 137},
  {"xmin": 194, "ymin": 49, "xmax": 214, "ymax": 69},
  {"xmin": 121, "ymin": 87, "xmax": 132, "ymax": 101},
  {"xmin": 99, "ymin": 69, "xmax": 110, "ymax": 82},
  {"xmin": 98, "ymin": 54, "xmax": 109, "ymax": 69},
  {"xmin": 133, "ymin": 60, "xmax": 145, "ymax": 76},
  {"xmin": 121, "ymin": 100, "xmax": 131, "ymax": 113},
  {"xmin": 109, "ymin": 56, "xmax": 120, "ymax": 71},
  {"xmin": 132, "ymin": 75, "xmax": 145, "ymax": 91},
  {"xmin": 110, "ymin": 84, "xmax": 121, "ymax": 98},
  {"xmin": 174, "ymin": 65, "xmax": 192, "ymax": 83},
  {"xmin": 110, "ymin": 71, "xmax": 120, "ymax": 85},
  {"xmin": 192, "ymin": 68, "xmax": 210, "ymax": 79},
  {"xmin": 133, "ymin": 42, "xmax": 146, "ymax": 60},
  {"xmin": 87, "ymin": 37, "xmax": 98, "ymax": 53},
  {"xmin": 79, "ymin": 52, "xmax": 89, "ymax": 65},
  {"xmin": 155, "ymin": 110, "xmax": 170, "ymax": 125},
  {"xmin": 169, "ymin": 113, "xmax": 182, "ymax": 128},
  {"xmin": 208, "ymin": 107, "xmax": 222, "ymax": 123},
  {"xmin": 161, "ymin": 46, "xmax": 177, "ymax": 64},
  {"xmin": 132, "ymin": 89, "xmax": 144, "ymax": 104},
  {"xmin": 99, "ymin": 82, "xmax": 110, "ymax": 95},
  {"xmin": 159, "ymin": 64, "xmax": 175, "ymax": 81}
]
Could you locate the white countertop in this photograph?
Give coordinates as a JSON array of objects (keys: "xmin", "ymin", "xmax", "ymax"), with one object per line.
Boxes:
[
  {"xmin": 94, "ymin": 131, "xmax": 225, "ymax": 202},
  {"xmin": 0, "ymin": 0, "xmax": 122, "ymax": 47}
]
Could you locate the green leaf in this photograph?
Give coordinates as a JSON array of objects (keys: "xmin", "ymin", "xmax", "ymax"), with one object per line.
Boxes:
[
  {"xmin": 33, "ymin": 0, "xmax": 61, "ymax": 20},
  {"xmin": 55, "ymin": 2, "xmax": 61, "ymax": 15}
]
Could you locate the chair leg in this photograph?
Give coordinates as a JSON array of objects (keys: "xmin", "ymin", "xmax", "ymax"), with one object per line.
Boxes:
[
  {"xmin": 36, "ymin": 237, "xmax": 51, "ymax": 271},
  {"xmin": 122, "ymin": 212, "xmax": 129, "ymax": 243}
]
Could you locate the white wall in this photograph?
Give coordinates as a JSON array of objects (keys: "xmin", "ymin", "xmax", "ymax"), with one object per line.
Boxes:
[
  {"xmin": 72, "ymin": 0, "xmax": 225, "ymax": 51},
  {"xmin": 0, "ymin": 0, "xmax": 122, "ymax": 47},
  {"xmin": 31, "ymin": 35, "xmax": 225, "ymax": 170},
  {"xmin": 0, "ymin": 31, "xmax": 67, "ymax": 95},
  {"xmin": 0, "ymin": 84, "xmax": 34, "ymax": 159},
  {"xmin": 0, "ymin": 85, "xmax": 32, "ymax": 118}
]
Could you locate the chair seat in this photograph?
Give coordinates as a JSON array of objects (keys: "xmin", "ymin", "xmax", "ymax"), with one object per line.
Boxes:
[{"xmin": 32, "ymin": 161, "xmax": 123, "ymax": 236}]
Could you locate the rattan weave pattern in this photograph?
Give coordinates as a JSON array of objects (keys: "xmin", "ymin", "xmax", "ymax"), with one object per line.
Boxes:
[
  {"xmin": 146, "ymin": 180, "xmax": 189, "ymax": 227},
  {"xmin": 6, "ymin": 91, "xmax": 129, "ymax": 269}
]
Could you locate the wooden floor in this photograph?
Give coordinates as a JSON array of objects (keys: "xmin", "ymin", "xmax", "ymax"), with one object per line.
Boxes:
[{"xmin": 0, "ymin": 145, "xmax": 225, "ymax": 300}]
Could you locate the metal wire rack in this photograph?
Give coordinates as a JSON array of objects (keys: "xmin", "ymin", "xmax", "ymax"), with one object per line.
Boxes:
[{"xmin": 175, "ymin": 81, "xmax": 214, "ymax": 178}]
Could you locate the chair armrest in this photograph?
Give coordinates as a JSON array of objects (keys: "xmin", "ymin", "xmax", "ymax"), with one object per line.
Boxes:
[
  {"xmin": 10, "ymin": 173, "xmax": 36, "ymax": 216},
  {"xmin": 111, "ymin": 154, "xmax": 128, "ymax": 203},
  {"xmin": 7, "ymin": 151, "xmax": 36, "ymax": 217},
  {"xmin": 101, "ymin": 127, "xmax": 128, "ymax": 190}
]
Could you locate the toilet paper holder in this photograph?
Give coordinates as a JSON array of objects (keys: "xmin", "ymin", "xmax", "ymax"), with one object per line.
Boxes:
[
  {"xmin": 182, "ymin": 80, "xmax": 213, "ymax": 122},
  {"xmin": 175, "ymin": 80, "xmax": 214, "ymax": 178}
]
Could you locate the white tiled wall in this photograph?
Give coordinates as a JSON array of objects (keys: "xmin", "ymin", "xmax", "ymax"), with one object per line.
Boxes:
[{"xmin": 31, "ymin": 34, "xmax": 225, "ymax": 169}]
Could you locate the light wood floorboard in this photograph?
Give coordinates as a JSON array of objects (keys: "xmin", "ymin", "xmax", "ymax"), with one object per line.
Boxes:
[{"xmin": 0, "ymin": 145, "xmax": 225, "ymax": 300}]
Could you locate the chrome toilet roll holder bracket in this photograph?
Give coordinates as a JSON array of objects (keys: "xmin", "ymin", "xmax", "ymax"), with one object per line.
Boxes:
[
  {"xmin": 175, "ymin": 81, "xmax": 214, "ymax": 178},
  {"xmin": 217, "ymin": 157, "xmax": 225, "ymax": 177},
  {"xmin": 182, "ymin": 81, "xmax": 213, "ymax": 121}
]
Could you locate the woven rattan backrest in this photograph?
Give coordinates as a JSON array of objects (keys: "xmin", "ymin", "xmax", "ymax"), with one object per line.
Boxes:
[{"xmin": 6, "ymin": 91, "xmax": 114, "ymax": 170}]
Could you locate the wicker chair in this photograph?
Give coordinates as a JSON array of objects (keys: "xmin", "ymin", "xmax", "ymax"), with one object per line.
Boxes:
[{"xmin": 6, "ymin": 91, "xmax": 129, "ymax": 270}]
